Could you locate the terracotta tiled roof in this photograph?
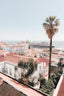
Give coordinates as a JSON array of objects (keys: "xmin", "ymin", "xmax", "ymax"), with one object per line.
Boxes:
[
  {"xmin": 0, "ymin": 50, "xmax": 7, "ymax": 55},
  {"xmin": 4, "ymin": 55, "xmax": 20, "ymax": 65},
  {"xmin": 51, "ymin": 54, "xmax": 59, "ymax": 59},
  {"xmin": 0, "ymin": 53, "xmax": 49, "ymax": 67},
  {"xmin": 52, "ymin": 49, "xmax": 61, "ymax": 53},
  {"xmin": 60, "ymin": 53, "xmax": 64, "ymax": 56},
  {"xmin": 4, "ymin": 44, "xmax": 24, "ymax": 47},
  {"xmin": 38, "ymin": 57, "xmax": 49, "ymax": 68},
  {"xmin": 0, "ymin": 55, "xmax": 5, "ymax": 62},
  {"xmin": 0, "ymin": 72, "xmax": 48, "ymax": 96},
  {"xmin": 0, "ymin": 42, "xmax": 7, "ymax": 45},
  {"xmin": 0, "ymin": 82, "xmax": 25, "ymax": 96}
]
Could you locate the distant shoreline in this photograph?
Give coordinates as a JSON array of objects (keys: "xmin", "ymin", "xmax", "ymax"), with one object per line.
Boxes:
[{"xmin": 0, "ymin": 41, "xmax": 64, "ymax": 48}]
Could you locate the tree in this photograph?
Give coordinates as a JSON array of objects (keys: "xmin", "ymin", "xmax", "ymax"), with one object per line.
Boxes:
[
  {"xmin": 43, "ymin": 16, "xmax": 60, "ymax": 79},
  {"xmin": 41, "ymin": 79, "xmax": 55, "ymax": 94},
  {"xmin": 50, "ymin": 70, "xmax": 62, "ymax": 87},
  {"xmin": 26, "ymin": 58, "xmax": 38, "ymax": 76},
  {"xmin": 27, "ymin": 58, "xmax": 34, "ymax": 75},
  {"xmin": 40, "ymin": 70, "xmax": 62, "ymax": 95},
  {"xmin": 34, "ymin": 55, "xmax": 37, "ymax": 57},
  {"xmin": 40, "ymin": 78, "xmax": 46, "ymax": 88},
  {"xmin": 18, "ymin": 59, "xmax": 25, "ymax": 68},
  {"xmin": 18, "ymin": 58, "xmax": 38, "ymax": 82},
  {"xmin": 34, "ymin": 61, "xmax": 38, "ymax": 70}
]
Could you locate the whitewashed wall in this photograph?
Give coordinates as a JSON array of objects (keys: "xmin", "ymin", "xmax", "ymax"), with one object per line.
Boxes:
[{"xmin": 0, "ymin": 61, "xmax": 22, "ymax": 79}]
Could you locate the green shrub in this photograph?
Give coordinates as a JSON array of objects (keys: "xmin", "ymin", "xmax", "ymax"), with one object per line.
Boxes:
[
  {"xmin": 40, "ymin": 69, "xmax": 62, "ymax": 94},
  {"xmin": 40, "ymin": 79, "xmax": 55, "ymax": 94}
]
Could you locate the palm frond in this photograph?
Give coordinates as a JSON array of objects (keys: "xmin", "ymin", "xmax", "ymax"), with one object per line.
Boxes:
[
  {"xmin": 55, "ymin": 19, "xmax": 60, "ymax": 26},
  {"xmin": 46, "ymin": 18, "xmax": 49, "ymax": 22},
  {"xmin": 43, "ymin": 16, "xmax": 60, "ymax": 39},
  {"xmin": 49, "ymin": 16, "xmax": 56, "ymax": 23},
  {"xmin": 43, "ymin": 23, "xmax": 49, "ymax": 30},
  {"xmin": 51, "ymin": 16, "xmax": 56, "ymax": 21}
]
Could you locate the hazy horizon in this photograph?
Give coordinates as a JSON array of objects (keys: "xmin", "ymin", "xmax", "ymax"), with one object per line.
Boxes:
[{"xmin": 0, "ymin": 40, "xmax": 64, "ymax": 48}]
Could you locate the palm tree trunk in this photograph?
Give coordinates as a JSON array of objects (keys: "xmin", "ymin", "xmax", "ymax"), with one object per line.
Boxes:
[{"xmin": 48, "ymin": 39, "xmax": 52, "ymax": 79}]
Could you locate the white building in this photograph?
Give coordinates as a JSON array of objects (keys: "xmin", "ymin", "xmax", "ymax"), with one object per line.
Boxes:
[{"xmin": 0, "ymin": 54, "xmax": 49, "ymax": 80}]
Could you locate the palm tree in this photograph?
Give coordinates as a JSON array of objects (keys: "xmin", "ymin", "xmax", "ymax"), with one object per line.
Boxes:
[{"xmin": 43, "ymin": 16, "xmax": 60, "ymax": 79}]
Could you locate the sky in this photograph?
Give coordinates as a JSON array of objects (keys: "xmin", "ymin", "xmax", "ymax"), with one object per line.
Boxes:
[{"xmin": 0, "ymin": 0, "xmax": 64, "ymax": 41}]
